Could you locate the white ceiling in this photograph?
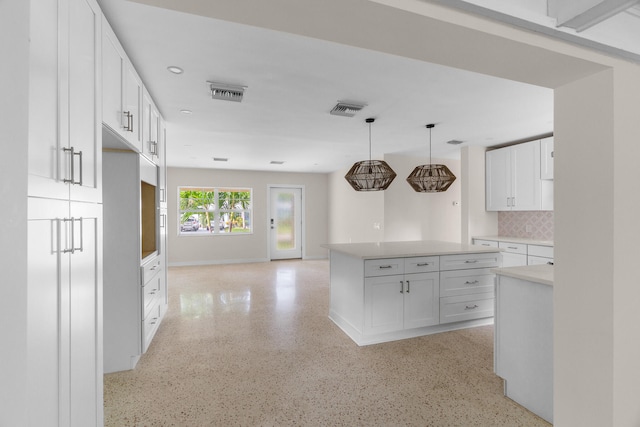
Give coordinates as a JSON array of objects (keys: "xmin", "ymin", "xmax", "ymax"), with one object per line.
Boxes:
[{"xmin": 98, "ymin": 0, "xmax": 557, "ymax": 173}]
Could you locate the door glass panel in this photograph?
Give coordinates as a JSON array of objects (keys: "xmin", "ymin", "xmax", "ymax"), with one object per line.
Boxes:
[{"xmin": 276, "ymin": 192, "xmax": 295, "ymax": 250}]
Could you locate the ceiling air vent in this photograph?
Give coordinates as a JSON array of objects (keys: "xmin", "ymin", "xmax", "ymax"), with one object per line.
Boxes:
[
  {"xmin": 207, "ymin": 81, "xmax": 247, "ymax": 102},
  {"xmin": 330, "ymin": 102, "xmax": 365, "ymax": 117}
]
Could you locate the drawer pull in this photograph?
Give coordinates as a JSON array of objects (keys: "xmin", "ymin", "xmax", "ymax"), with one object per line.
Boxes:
[
  {"xmin": 416, "ymin": 262, "xmax": 430, "ymax": 267},
  {"xmin": 465, "ymin": 304, "xmax": 479, "ymax": 310},
  {"xmin": 400, "ymin": 280, "xmax": 404, "ymax": 294},
  {"xmin": 150, "ymin": 265, "xmax": 158, "ymax": 271},
  {"xmin": 464, "ymin": 280, "xmax": 479, "ymax": 285},
  {"xmin": 507, "ymin": 246, "xmax": 518, "ymax": 250},
  {"xmin": 481, "ymin": 244, "xmax": 490, "ymax": 246},
  {"xmin": 149, "ymin": 291, "xmax": 156, "ymax": 295},
  {"xmin": 464, "ymin": 260, "xmax": 478, "ymax": 264},
  {"xmin": 379, "ymin": 265, "xmax": 393, "ymax": 269}
]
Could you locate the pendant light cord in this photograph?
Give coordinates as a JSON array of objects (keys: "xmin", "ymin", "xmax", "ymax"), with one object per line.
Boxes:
[{"xmin": 368, "ymin": 121, "xmax": 372, "ymax": 161}]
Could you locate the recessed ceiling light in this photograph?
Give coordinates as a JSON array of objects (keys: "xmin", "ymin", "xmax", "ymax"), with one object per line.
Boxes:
[
  {"xmin": 180, "ymin": 109, "xmax": 192, "ymax": 115},
  {"xmin": 167, "ymin": 66, "xmax": 184, "ymax": 74},
  {"xmin": 270, "ymin": 161, "xmax": 284, "ymax": 165}
]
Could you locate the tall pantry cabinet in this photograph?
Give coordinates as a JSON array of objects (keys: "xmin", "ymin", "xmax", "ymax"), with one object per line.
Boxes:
[{"xmin": 26, "ymin": 0, "xmax": 104, "ymax": 425}]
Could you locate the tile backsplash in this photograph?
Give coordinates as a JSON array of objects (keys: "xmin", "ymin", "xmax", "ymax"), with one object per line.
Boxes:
[{"xmin": 498, "ymin": 211, "xmax": 554, "ymax": 241}]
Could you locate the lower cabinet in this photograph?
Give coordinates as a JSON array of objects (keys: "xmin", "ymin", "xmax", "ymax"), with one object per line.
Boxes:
[
  {"xmin": 329, "ymin": 251, "xmax": 499, "ymax": 346},
  {"xmin": 364, "ymin": 272, "xmax": 439, "ymax": 335},
  {"xmin": 27, "ymin": 197, "xmax": 103, "ymax": 426}
]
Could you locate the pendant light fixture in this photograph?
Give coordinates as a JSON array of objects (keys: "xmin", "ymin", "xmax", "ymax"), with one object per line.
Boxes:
[
  {"xmin": 406, "ymin": 124, "xmax": 457, "ymax": 192},
  {"xmin": 344, "ymin": 118, "xmax": 397, "ymax": 191}
]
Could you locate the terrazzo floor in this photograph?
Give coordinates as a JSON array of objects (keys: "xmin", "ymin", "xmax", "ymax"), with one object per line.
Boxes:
[{"xmin": 104, "ymin": 259, "xmax": 551, "ymax": 426}]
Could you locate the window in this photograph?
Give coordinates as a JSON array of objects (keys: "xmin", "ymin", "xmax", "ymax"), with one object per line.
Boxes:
[{"xmin": 178, "ymin": 187, "xmax": 252, "ymax": 235}]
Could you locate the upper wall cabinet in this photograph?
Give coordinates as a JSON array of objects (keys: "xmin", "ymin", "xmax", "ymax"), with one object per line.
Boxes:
[
  {"xmin": 28, "ymin": 0, "xmax": 102, "ymax": 203},
  {"xmin": 540, "ymin": 137, "xmax": 554, "ymax": 180},
  {"xmin": 141, "ymin": 87, "xmax": 161, "ymax": 163},
  {"xmin": 102, "ymin": 17, "xmax": 143, "ymax": 152},
  {"xmin": 486, "ymin": 139, "xmax": 553, "ymax": 211}
]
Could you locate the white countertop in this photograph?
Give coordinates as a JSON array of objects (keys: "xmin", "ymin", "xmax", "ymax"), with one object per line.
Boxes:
[
  {"xmin": 474, "ymin": 236, "xmax": 554, "ymax": 246},
  {"xmin": 322, "ymin": 240, "xmax": 501, "ymax": 259},
  {"xmin": 492, "ymin": 264, "xmax": 554, "ymax": 286}
]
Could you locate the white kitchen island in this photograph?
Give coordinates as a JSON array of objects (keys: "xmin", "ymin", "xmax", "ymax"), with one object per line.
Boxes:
[
  {"xmin": 323, "ymin": 241, "xmax": 501, "ymax": 346},
  {"xmin": 493, "ymin": 264, "xmax": 554, "ymax": 424}
]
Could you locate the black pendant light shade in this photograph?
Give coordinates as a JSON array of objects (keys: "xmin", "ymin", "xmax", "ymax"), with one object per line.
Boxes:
[
  {"xmin": 345, "ymin": 118, "xmax": 397, "ymax": 191},
  {"xmin": 406, "ymin": 124, "xmax": 456, "ymax": 193}
]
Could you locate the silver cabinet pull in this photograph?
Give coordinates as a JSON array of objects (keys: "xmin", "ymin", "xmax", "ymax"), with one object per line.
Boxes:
[
  {"xmin": 464, "ymin": 304, "xmax": 479, "ymax": 310},
  {"xmin": 464, "ymin": 260, "xmax": 478, "ymax": 264},
  {"xmin": 481, "ymin": 243, "xmax": 490, "ymax": 246},
  {"xmin": 400, "ymin": 280, "xmax": 404, "ymax": 294},
  {"xmin": 148, "ymin": 140, "xmax": 157, "ymax": 156},
  {"xmin": 62, "ymin": 217, "xmax": 83, "ymax": 254},
  {"xmin": 160, "ymin": 188, "xmax": 166, "ymax": 203},
  {"xmin": 63, "ymin": 147, "xmax": 83, "ymax": 186},
  {"xmin": 378, "ymin": 265, "xmax": 393, "ymax": 269},
  {"xmin": 507, "ymin": 246, "xmax": 518, "ymax": 250},
  {"xmin": 512, "ymin": 197, "xmax": 516, "ymax": 207},
  {"xmin": 464, "ymin": 280, "xmax": 479, "ymax": 285},
  {"xmin": 123, "ymin": 111, "xmax": 133, "ymax": 132},
  {"xmin": 416, "ymin": 263, "xmax": 430, "ymax": 266},
  {"xmin": 406, "ymin": 280, "xmax": 410, "ymax": 293}
]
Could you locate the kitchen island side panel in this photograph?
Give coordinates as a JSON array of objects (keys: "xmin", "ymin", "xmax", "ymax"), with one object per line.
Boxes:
[{"xmin": 329, "ymin": 251, "xmax": 365, "ymax": 337}]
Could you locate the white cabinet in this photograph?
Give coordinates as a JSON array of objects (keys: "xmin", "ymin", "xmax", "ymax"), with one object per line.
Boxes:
[
  {"xmin": 499, "ymin": 241, "xmax": 528, "ymax": 267},
  {"xmin": 473, "ymin": 238, "xmax": 554, "ymax": 266},
  {"xmin": 102, "ymin": 17, "xmax": 143, "ymax": 152},
  {"xmin": 439, "ymin": 254, "xmax": 498, "ymax": 324},
  {"xmin": 527, "ymin": 244, "xmax": 554, "ymax": 265},
  {"xmin": 26, "ymin": 0, "xmax": 103, "ymax": 425},
  {"xmin": 540, "ymin": 137, "xmax": 554, "ymax": 180},
  {"xmin": 158, "ymin": 119, "xmax": 167, "ymax": 208},
  {"xmin": 103, "ymin": 151, "xmax": 167, "ymax": 372},
  {"xmin": 28, "ymin": 197, "xmax": 103, "ymax": 426},
  {"xmin": 486, "ymin": 140, "xmax": 542, "ymax": 211},
  {"xmin": 142, "ymin": 87, "xmax": 161, "ymax": 162},
  {"xmin": 29, "ymin": 0, "xmax": 102, "ymax": 203},
  {"xmin": 364, "ymin": 257, "xmax": 440, "ymax": 335},
  {"xmin": 329, "ymin": 250, "xmax": 499, "ymax": 345}
]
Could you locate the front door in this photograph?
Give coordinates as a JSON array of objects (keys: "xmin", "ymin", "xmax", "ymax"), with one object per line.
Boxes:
[{"xmin": 269, "ymin": 186, "xmax": 302, "ymax": 260}]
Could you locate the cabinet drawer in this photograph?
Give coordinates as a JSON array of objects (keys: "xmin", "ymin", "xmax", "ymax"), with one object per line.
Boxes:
[
  {"xmin": 528, "ymin": 255, "xmax": 554, "ymax": 266},
  {"xmin": 473, "ymin": 239, "xmax": 498, "ymax": 248},
  {"xmin": 440, "ymin": 292, "xmax": 494, "ymax": 324},
  {"xmin": 528, "ymin": 244, "xmax": 553, "ymax": 258},
  {"xmin": 142, "ymin": 274, "xmax": 161, "ymax": 319},
  {"xmin": 365, "ymin": 258, "xmax": 404, "ymax": 277},
  {"xmin": 404, "ymin": 256, "xmax": 439, "ymax": 274},
  {"xmin": 141, "ymin": 256, "xmax": 162, "ymax": 284},
  {"xmin": 440, "ymin": 253, "xmax": 500, "ymax": 271},
  {"xmin": 440, "ymin": 268, "xmax": 495, "ymax": 297},
  {"xmin": 142, "ymin": 302, "xmax": 161, "ymax": 352},
  {"xmin": 499, "ymin": 241, "xmax": 527, "ymax": 254}
]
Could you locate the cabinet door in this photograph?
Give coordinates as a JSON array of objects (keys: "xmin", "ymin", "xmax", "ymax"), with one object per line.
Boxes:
[
  {"xmin": 364, "ymin": 275, "xmax": 404, "ymax": 335},
  {"xmin": 27, "ymin": 198, "xmax": 68, "ymax": 426},
  {"xmin": 68, "ymin": 0, "xmax": 101, "ymax": 203},
  {"xmin": 123, "ymin": 61, "xmax": 143, "ymax": 151},
  {"xmin": 141, "ymin": 89, "xmax": 160, "ymax": 162},
  {"xmin": 485, "ymin": 148, "xmax": 511, "ymax": 211},
  {"xmin": 511, "ymin": 141, "xmax": 541, "ymax": 211},
  {"xmin": 28, "ymin": 0, "xmax": 68, "ymax": 201},
  {"xmin": 101, "ymin": 18, "xmax": 124, "ymax": 137},
  {"xmin": 68, "ymin": 201, "xmax": 103, "ymax": 426},
  {"xmin": 501, "ymin": 252, "xmax": 527, "ymax": 267},
  {"xmin": 540, "ymin": 137, "xmax": 554, "ymax": 180},
  {"xmin": 158, "ymin": 119, "xmax": 167, "ymax": 208},
  {"xmin": 403, "ymin": 272, "xmax": 439, "ymax": 329}
]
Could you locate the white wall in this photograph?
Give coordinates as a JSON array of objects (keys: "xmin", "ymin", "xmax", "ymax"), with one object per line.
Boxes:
[
  {"xmin": 384, "ymin": 154, "xmax": 462, "ymax": 242},
  {"xmin": 328, "ymin": 154, "xmax": 463, "ymax": 244},
  {"xmin": 327, "ymin": 170, "xmax": 385, "ymax": 243},
  {"xmin": 461, "ymin": 146, "xmax": 498, "ymax": 243},
  {"xmin": 167, "ymin": 167, "xmax": 329, "ymax": 265},
  {"xmin": 0, "ymin": 0, "xmax": 30, "ymax": 424}
]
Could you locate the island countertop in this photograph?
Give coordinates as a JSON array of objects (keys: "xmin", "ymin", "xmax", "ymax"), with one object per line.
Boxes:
[
  {"xmin": 492, "ymin": 264, "xmax": 554, "ymax": 286},
  {"xmin": 322, "ymin": 240, "xmax": 501, "ymax": 260}
]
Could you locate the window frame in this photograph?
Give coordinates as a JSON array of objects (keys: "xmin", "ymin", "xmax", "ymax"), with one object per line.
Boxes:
[{"xmin": 177, "ymin": 186, "xmax": 253, "ymax": 236}]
